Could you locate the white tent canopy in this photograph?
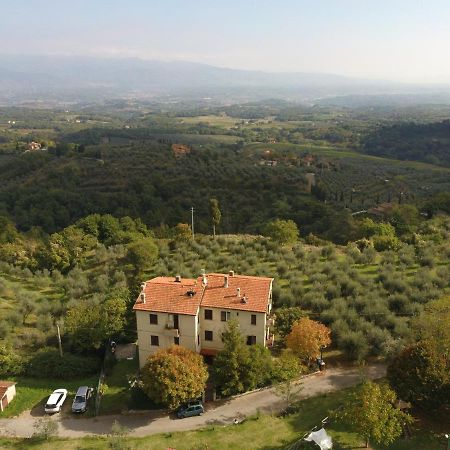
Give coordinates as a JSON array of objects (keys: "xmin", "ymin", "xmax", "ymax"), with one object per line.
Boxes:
[{"xmin": 304, "ymin": 427, "xmax": 333, "ymax": 450}]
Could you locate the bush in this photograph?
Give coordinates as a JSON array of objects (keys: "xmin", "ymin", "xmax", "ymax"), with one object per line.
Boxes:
[
  {"xmin": 339, "ymin": 330, "xmax": 369, "ymax": 361},
  {"xmin": 0, "ymin": 345, "xmax": 25, "ymax": 377},
  {"xmin": 26, "ymin": 348, "xmax": 99, "ymax": 379}
]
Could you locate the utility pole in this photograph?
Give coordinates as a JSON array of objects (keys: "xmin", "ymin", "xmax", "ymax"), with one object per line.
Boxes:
[
  {"xmin": 56, "ymin": 323, "xmax": 63, "ymax": 357},
  {"xmin": 191, "ymin": 206, "xmax": 195, "ymax": 240}
]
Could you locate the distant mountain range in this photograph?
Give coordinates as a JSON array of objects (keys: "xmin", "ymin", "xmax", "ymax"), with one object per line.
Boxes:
[{"xmin": 1, "ymin": 54, "xmax": 450, "ymax": 105}]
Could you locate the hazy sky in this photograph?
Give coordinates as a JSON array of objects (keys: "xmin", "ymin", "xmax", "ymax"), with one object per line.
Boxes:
[{"xmin": 2, "ymin": 0, "xmax": 450, "ymax": 82}]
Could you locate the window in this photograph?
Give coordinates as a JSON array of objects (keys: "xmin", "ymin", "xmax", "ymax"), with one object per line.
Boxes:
[
  {"xmin": 205, "ymin": 330, "xmax": 213, "ymax": 341},
  {"xmin": 246, "ymin": 336, "xmax": 256, "ymax": 345},
  {"xmin": 221, "ymin": 311, "xmax": 231, "ymax": 322},
  {"xmin": 149, "ymin": 314, "xmax": 158, "ymax": 325},
  {"xmin": 251, "ymin": 314, "xmax": 257, "ymax": 325},
  {"xmin": 174, "ymin": 337, "xmax": 180, "ymax": 345},
  {"xmin": 204, "ymin": 309, "xmax": 213, "ymax": 320},
  {"xmin": 151, "ymin": 335, "xmax": 159, "ymax": 346}
]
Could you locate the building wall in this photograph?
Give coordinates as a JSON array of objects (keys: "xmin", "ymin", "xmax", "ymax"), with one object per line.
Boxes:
[
  {"xmin": 136, "ymin": 310, "xmax": 198, "ymax": 367},
  {"xmin": 6, "ymin": 385, "xmax": 15, "ymax": 403},
  {"xmin": 199, "ymin": 307, "xmax": 267, "ymax": 352}
]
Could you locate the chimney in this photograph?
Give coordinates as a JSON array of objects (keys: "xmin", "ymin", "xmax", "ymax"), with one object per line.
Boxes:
[
  {"xmin": 201, "ymin": 270, "xmax": 208, "ymax": 287},
  {"xmin": 140, "ymin": 292, "xmax": 146, "ymax": 304},
  {"xmin": 229, "ymin": 270, "xmax": 235, "ymax": 277},
  {"xmin": 175, "ymin": 275, "xmax": 181, "ymax": 282},
  {"xmin": 241, "ymin": 296, "xmax": 247, "ymax": 304},
  {"xmin": 224, "ymin": 275, "xmax": 229, "ymax": 288},
  {"xmin": 237, "ymin": 287, "xmax": 241, "ymax": 297}
]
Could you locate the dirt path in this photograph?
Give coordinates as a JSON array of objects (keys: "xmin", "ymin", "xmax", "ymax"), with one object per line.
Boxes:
[{"xmin": 0, "ymin": 364, "xmax": 386, "ymax": 439}]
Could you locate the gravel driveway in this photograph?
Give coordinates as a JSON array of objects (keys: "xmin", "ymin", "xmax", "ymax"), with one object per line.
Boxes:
[{"xmin": 0, "ymin": 363, "xmax": 386, "ymax": 438}]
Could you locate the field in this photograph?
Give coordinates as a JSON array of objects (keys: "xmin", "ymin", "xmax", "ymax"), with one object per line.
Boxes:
[{"xmin": 0, "ymin": 387, "xmax": 445, "ymax": 449}]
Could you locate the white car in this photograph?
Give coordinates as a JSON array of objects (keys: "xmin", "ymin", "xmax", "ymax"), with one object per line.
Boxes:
[{"xmin": 44, "ymin": 388, "xmax": 68, "ymax": 414}]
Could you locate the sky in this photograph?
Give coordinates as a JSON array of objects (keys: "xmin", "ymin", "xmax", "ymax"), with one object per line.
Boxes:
[{"xmin": 1, "ymin": 0, "xmax": 450, "ymax": 82}]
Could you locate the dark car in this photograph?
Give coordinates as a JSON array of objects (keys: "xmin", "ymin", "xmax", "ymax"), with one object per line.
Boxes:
[
  {"xmin": 72, "ymin": 386, "xmax": 93, "ymax": 413},
  {"xmin": 176, "ymin": 401, "xmax": 204, "ymax": 418}
]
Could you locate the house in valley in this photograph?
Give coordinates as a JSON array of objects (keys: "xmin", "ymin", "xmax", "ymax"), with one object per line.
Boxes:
[{"xmin": 133, "ymin": 271, "xmax": 274, "ymax": 367}]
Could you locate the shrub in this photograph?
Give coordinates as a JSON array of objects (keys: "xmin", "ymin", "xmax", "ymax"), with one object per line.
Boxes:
[
  {"xmin": 26, "ymin": 348, "xmax": 99, "ymax": 379},
  {"xmin": 0, "ymin": 345, "xmax": 25, "ymax": 377},
  {"xmin": 339, "ymin": 330, "xmax": 369, "ymax": 361}
]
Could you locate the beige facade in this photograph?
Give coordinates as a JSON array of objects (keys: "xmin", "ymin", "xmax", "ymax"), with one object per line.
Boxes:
[
  {"xmin": 136, "ymin": 310, "xmax": 199, "ymax": 366},
  {"xmin": 199, "ymin": 308, "xmax": 268, "ymax": 352},
  {"xmin": 134, "ymin": 273, "xmax": 274, "ymax": 368}
]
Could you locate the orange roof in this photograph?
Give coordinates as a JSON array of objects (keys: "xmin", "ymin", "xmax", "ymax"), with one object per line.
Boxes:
[
  {"xmin": 133, "ymin": 277, "xmax": 201, "ymax": 315},
  {"xmin": 133, "ymin": 273, "xmax": 273, "ymax": 315},
  {"xmin": 201, "ymin": 274, "xmax": 273, "ymax": 313}
]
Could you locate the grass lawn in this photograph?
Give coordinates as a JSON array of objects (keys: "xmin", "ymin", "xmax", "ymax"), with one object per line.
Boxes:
[
  {"xmin": 0, "ymin": 376, "xmax": 98, "ymax": 418},
  {"xmin": 100, "ymin": 358, "xmax": 157, "ymax": 414},
  {"xmin": 0, "ymin": 388, "xmax": 445, "ymax": 449}
]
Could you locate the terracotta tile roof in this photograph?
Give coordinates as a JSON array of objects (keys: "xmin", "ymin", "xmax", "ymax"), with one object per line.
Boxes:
[
  {"xmin": 201, "ymin": 274, "xmax": 273, "ymax": 313},
  {"xmin": 133, "ymin": 273, "xmax": 273, "ymax": 315},
  {"xmin": 133, "ymin": 277, "xmax": 201, "ymax": 316}
]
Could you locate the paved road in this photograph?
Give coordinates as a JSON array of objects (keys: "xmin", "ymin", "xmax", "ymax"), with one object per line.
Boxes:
[{"xmin": 0, "ymin": 364, "xmax": 386, "ymax": 438}]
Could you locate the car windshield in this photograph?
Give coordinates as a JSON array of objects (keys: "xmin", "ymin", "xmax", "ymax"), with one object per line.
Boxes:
[
  {"xmin": 46, "ymin": 403, "xmax": 56, "ymax": 408},
  {"xmin": 74, "ymin": 396, "xmax": 85, "ymax": 403}
]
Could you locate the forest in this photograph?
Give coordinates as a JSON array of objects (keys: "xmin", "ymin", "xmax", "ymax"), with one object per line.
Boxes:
[{"xmin": 363, "ymin": 120, "xmax": 450, "ymax": 167}]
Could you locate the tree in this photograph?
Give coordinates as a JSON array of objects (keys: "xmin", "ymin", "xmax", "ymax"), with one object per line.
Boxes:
[
  {"xmin": 387, "ymin": 296, "xmax": 450, "ymax": 409},
  {"xmin": 64, "ymin": 287, "xmax": 129, "ymax": 351},
  {"xmin": 387, "ymin": 342, "xmax": 450, "ymax": 410},
  {"xmin": 0, "ymin": 344, "xmax": 24, "ymax": 377},
  {"xmin": 213, "ymin": 320, "xmax": 273, "ymax": 396},
  {"xmin": 264, "ymin": 219, "xmax": 299, "ymax": 245},
  {"xmin": 125, "ymin": 237, "xmax": 158, "ymax": 276},
  {"xmin": 141, "ymin": 345, "xmax": 208, "ymax": 409},
  {"xmin": 338, "ymin": 380, "xmax": 412, "ymax": 448},
  {"xmin": 173, "ymin": 223, "xmax": 193, "ymax": 243},
  {"xmin": 275, "ymin": 307, "xmax": 306, "ymax": 339},
  {"xmin": 272, "ymin": 349, "xmax": 304, "ymax": 382},
  {"xmin": 209, "ymin": 198, "xmax": 221, "ymax": 238},
  {"xmin": 286, "ymin": 317, "xmax": 331, "ymax": 362},
  {"xmin": 390, "ymin": 204, "xmax": 420, "ymax": 235},
  {"xmin": 17, "ymin": 291, "xmax": 37, "ymax": 325},
  {"xmin": 372, "ymin": 234, "xmax": 401, "ymax": 251},
  {"xmin": 274, "ymin": 377, "xmax": 303, "ymax": 411},
  {"xmin": 360, "ymin": 218, "xmax": 396, "ymax": 238},
  {"xmin": 412, "ymin": 295, "xmax": 450, "ymax": 352}
]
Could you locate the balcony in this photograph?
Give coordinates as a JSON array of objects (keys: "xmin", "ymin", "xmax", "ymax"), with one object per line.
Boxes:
[{"xmin": 163, "ymin": 327, "xmax": 179, "ymax": 337}]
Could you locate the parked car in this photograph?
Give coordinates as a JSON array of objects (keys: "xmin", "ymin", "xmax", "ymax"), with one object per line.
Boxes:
[
  {"xmin": 72, "ymin": 386, "xmax": 93, "ymax": 413},
  {"xmin": 44, "ymin": 388, "xmax": 68, "ymax": 414},
  {"xmin": 176, "ymin": 401, "xmax": 204, "ymax": 419}
]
